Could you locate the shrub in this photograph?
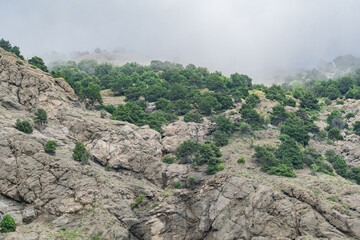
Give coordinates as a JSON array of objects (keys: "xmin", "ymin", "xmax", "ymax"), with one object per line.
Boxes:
[
  {"xmin": 275, "ymin": 138, "xmax": 304, "ymax": 169},
  {"xmin": 333, "ymin": 155, "xmax": 349, "ymax": 178},
  {"xmin": 183, "ymin": 111, "xmax": 203, "ymax": 123},
  {"xmin": 212, "ymin": 130, "xmax": 229, "ymax": 147},
  {"xmin": 130, "ymin": 195, "xmax": 144, "ymax": 208},
  {"xmin": 345, "ymin": 112, "xmax": 355, "ymax": 119},
  {"xmin": 188, "ymin": 176, "xmax": 196, "ymax": 182},
  {"xmin": 16, "ymin": 60, "xmax": 23, "ymax": 65},
  {"xmin": 175, "ymin": 140, "xmax": 201, "ymax": 164},
  {"xmin": 270, "ymin": 104, "xmax": 289, "ymax": 126},
  {"xmin": 73, "ymin": 142, "xmax": 90, "ymax": 165},
  {"xmin": 328, "ymin": 128, "xmax": 343, "ymax": 141},
  {"xmin": 245, "ymin": 94, "xmax": 261, "ymax": 108},
  {"xmin": 34, "ymin": 108, "xmax": 48, "ymax": 125},
  {"xmin": 239, "ymin": 122, "xmax": 252, "ymax": 135},
  {"xmin": 336, "ymin": 100, "xmax": 344, "ymax": 105},
  {"xmin": 45, "ymin": 140, "xmax": 57, "ymax": 155},
  {"xmin": 237, "ymin": 157, "xmax": 245, "ymax": 164},
  {"xmin": 28, "ymin": 56, "xmax": 48, "ymax": 72},
  {"xmin": 267, "ymin": 164, "xmax": 296, "ymax": 178},
  {"xmin": 206, "ymin": 163, "xmax": 224, "ymax": 175},
  {"xmin": 324, "ymin": 98, "xmax": 332, "ymax": 105},
  {"xmin": 173, "ymin": 181, "xmax": 182, "ymax": 189},
  {"xmin": 162, "ymin": 156, "xmax": 175, "ymax": 164},
  {"xmin": 283, "ymin": 97, "xmax": 296, "ymax": 107},
  {"xmin": 0, "ymin": 214, "xmax": 16, "ymax": 233},
  {"xmin": 353, "ymin": 121, "xmax": 360, "ymax": 135},
  {"xmin": 325, "ymin": 149, "xmax": 337, "ymax": 163},
  {"xmin": 15, "ymin": 119, "xmax": 33, "ymax": 134},
  {"xmin": 105, "ymin": 164, "xmax": 111, "ymax": 171}
]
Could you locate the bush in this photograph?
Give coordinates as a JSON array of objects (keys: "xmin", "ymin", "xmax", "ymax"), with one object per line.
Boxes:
[
  {"xmin": 212, "ymin": 130, "xmax": 229, "ymax": 147},
  {"xmin": 245, "ymin": 94, "xmax": 261, "ymax": 108},
  {"xmin": 73, "ymin": 142, "xmax": 90, "ymax": 165},
  {"xmin": 45, "ymin": 140, "xmax": 57, "ymax": 155},
  {"xmin": 130, "ymin": 195, "xmax": 144, "ymax": 208},
  {"xmin": 188, "ymin": 176, "xmax": 196, "ymax": 182},
  {"xmin": 183, "ymin": 111, "xmax": 203, "ymax": 123},
  {"xmin": 0, "ymin": 214, "xmax": 16, "ymax": 233},
  {"xmin": 175, "ymin": 140, "xmax": 201, "ymax": 164},
  {"xmin": 267, "ymin": 164, "xmax": 297, "ymax": 178},
  {"xmin": 283, "ymin": 97, "xmax": 296, "ymax": 107},
  {"xmin": 328, "ymin": 128, "xmax": 343, "ymax": 141},
  {"xmin": 237, "ymin": 157, "xmax": 245, "ymax": 164},
  {"xmin": 206, "ymin": 163, "xmax": 224, "ymax": 175},
  {"xmin": 275, "ymin": 138, "xmax": 304, "ymax": 169},
  {"xmin": 345, "ymin": 112, "xmax": 355, "ymax": 119},
  {"xmin": 333, "ymin": 155, "xmax": 349, "ymax": 178},
  {"xmin": 28, "ymin": 56, "xmax": 48, "ymax": 72},
  {"xmin": 162, "ymin": 156, "xmax": 175, "ymax": 164},
  {"xmin": 325, "ymin": 149, "xmax": 337, "ymax": 163},
  {"xmin": 239, "ymin": 122, "xmax": 252, "ymax": 135},
  {"xmin": 353, "ymin": 121, "xmax": 360, "ymax": 135},
  {"xmin": 336, "ymin": 100, "xmax": 344, "ymax": 105},
  {"xmin": 173, "ymin": 181, "xmax": 182, "ymax": 189},
  {"xmin": 270, "ymin": 104, "xmax": 289, "ymax": 126},
  {"xmin": 15, "ymin": 119, "xmax": 33, "ymax": 134},
  {"xmin": 324, "ymin": 98, "xmax": 332, "ymax": 105},
  {"xmin": 34, "ymin": 108, "xmax": 48, "ymax": 126}
]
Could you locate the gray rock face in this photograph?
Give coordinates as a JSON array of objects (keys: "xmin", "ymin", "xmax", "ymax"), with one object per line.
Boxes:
[
  {"xmin": 161, "ymin": 119, "xmax": 216, "ymax": 153},
  {"xmin": 22, "ymin": 207, "xmax": 35, "ymax": 224}
]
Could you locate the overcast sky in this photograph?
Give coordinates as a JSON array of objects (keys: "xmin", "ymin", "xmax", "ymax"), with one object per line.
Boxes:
[{"xmin": 2, "ymin": 0, "xmax": 360, "ymax": 81}]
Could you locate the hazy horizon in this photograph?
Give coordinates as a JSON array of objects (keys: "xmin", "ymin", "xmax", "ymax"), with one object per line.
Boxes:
[{"xmin": 2, "ymin": 0, "xmax": 360, "ymax": 82}]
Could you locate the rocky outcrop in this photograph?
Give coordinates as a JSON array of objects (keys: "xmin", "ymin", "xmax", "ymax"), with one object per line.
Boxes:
[{"xmin": 161, "ymin": 119, "xmax": 216, "ymax": 153}]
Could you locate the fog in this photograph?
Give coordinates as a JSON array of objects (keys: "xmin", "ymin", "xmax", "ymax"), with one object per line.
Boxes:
[{"xmin": 2, "ymin": 0, "xmax": 360, "ymax": 82}]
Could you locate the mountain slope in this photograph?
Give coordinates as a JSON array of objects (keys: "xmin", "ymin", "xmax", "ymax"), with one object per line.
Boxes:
[{"xmin": 0, "ymin": 48, "xmax": 359, "ymax": 240}]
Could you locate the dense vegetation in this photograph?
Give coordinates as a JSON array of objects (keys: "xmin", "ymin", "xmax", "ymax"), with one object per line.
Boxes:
[{"xmin": 0, "ymin": 214, "xmax": 16, "ymax": 233}]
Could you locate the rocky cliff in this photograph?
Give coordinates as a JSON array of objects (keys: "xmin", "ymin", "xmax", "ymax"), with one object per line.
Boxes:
[{"xmin": 0, "ymin": 49, "xmax": 359, "ymax": 240}]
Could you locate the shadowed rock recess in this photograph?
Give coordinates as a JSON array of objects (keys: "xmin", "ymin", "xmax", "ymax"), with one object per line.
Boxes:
[{"xmin": 0, "ymin": 48, "xmax": 359, "ymax": 240}]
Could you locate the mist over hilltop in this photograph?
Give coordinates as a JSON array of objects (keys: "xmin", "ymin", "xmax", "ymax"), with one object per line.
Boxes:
[{"xmin": 2, "ymin": 0, "xmax": 360, "ymax": 82}]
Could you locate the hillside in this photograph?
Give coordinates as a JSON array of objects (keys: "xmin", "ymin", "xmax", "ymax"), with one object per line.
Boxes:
[{"xmin": 0, "ymin": 48, "xmax": 360, "ymax": 240}]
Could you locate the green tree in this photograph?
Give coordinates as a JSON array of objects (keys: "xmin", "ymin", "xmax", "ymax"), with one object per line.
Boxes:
[
  {"xmin": 275, "ymin": 138, "xmax": 304, "ymax": 169},
  {"xmin": 328, "ymin": 128, "xmax": 343, "ymax": 140},
  {"xmin": 338, "ymin": 76, "xmax": 355, "ymax": 95},
  {"xmin": 333, "ymin": 156, "xmax": 348, "ymax": 178},
  {"xmin": 28, "ymin": 56, "xmax": 48, "ymax": 72},
  {"xmin": 0, "ymin": 39, "xmax": 11, "ymax": 51},
  {"xmin": 183, "ymin": 111, "xmax": 203, "ymax": 123},
  {"xmin": 34, "ymin": 108, "xmax": 48, "ymax": 131},
  {"xmin": 82, "ymin": 82, "xmax": 103, "ymax": 105},
  {"xmin": 198, "ymin": 93, "xmax": 221, "ymax": 115},
  {"xmin": 175, "ymin": 140, "xmax": 201, "ymax": 164},
  {"xmin": 15, "ymin": 119, "xmax": 33, "ymax": 134},
  {"xmin": 212, "ymin": 130, "xmax": 229, "ymax": 147},
  {"xmin": 353, "ymin": 121, "xmax": 360, "ymax": 135},
  {"xmin": 73, "ymin": 142, "xmax": 90, "ymax": 165},
  {"xmin": 245, "ymin": 94, "xmax": 261, "ymax": 108},
  {"xmin": 45, "ymin": 140, "xmax": 57, "ymax": 155},
  {"xmin": 270, "ymin": 104, "xmax": 289, "ymax": 126},
  {"xmin": 240, "ymin": 104, "xmax": 264, "ymax": 130},
  {"xmin": 299, "ymin": 92, "xmax": 319, "ymax": 110},
  {"xmin": 0, "ymin": 214, "xmax": 16, "ymax": 233}
]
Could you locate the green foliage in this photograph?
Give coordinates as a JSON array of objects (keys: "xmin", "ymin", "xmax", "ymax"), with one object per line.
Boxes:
[
  {"xmin": 0, "ymin": 214, "xmax": 16, "ymax": 233},
  {"xmin": 28, "ymin": 56, "xmax": 48, "ymax": 72},
  {"xmin": 15, "ymin": 119, "xmax": 33, "ymax": 134},
  {"xmin": 325, "ymin": 149, "xmax": 337, "ymax": 163},
  {"xmin": 253, "ymin": 146, "xmax": 279, "ymax": 172},
  {"xmin": 353, "ymin": 121, "xmax": 360, "ymax": 135},
  {"xmin": 130, "ymin": 195, "xmax": 144, "ymax": 208},
  {"xmin": 283, "ymin": 97, "xmax": 296, "ymax": 107},
  {"xmin": 188, "ymin": 176, "xmax": 196, "ymax": 182},
  {"xmin": 325, "ymin": 98, "xmax": 332, "ymax": 105},
  {"xmin": 299, "ymin": 92, "xmax": 319, "ymax": 110},
  {"xmin": 264, "ymin": 85, "xmax": 286, "ymax": 102},
  {"xmin": 333, "ymin": 155, "xmax": 349, "ymax": 178},
  {"xmin": 183, "ymin": 111, "xmax": 203, "ymax": 123},
  {"xmin": 267, "ymin": 164, "xmax": 297, "ymax": 178},
  {"xmin": 213, "ymin": 115, "xmax": 236, "ymax": 134},
  {"xmin": 0, "ymin": 38, "xmax": 24, "ymax": 59},
  {"xmin": 212, "ymin": 130, "xmax": 229, "ymax": 147},
  {"xmin": 45, "ymin": 140, "xmax": 57, "ymax": 155},
  {"xmin": 328, "ymin": 128, "xmax": 344, "ymax": 141},
  {"xmin": 175, "ymin": 140, "xmax": 201, "ymax": 164},
  {"xmin": 303, "ymin": 148, "xmax": 334, "ymax": 175},
  {"xmin": 162, "ymin": 156, "xmax": 175, "ymax": 164},
  {"xmin": 173, "ymin": 181, "xmax": 182, "ymax": 189},
  {"xmin": 237, "ymin": 157, "xmax": 245, "ymax": 164},
  {"xmin": 34, "ymin": 108, "xmax": 48, "ymax": 126},
  {"xmin": 280, "ymin": 116, "xmax": 310, "ymax": 146},
  {"xmin": 16, "ymin": 60, "xmax": 23, "ymax": 65},
  {"xmin": 270, "ymin": 104, "xmax": 289, "ymax": 126},
  {"xmin": 245, "ymin": 94, "xmax": 261, "ymax": 108},
  {"xmin": 82, "ymin": 82, "xmax": 103, "ymax": 105},
  {"xmin": 240, "ymin": 104, "xmax": 264, "ymax": 130},
  {"xmin": 104, "ymin": 164, "xmax": 111, "ymax": 171},
  {"xmin": 198, "ymin": 93, "xmax": 221, "ymax": 115},
  {"xmin": 72, "ymin": 142, "xmax": 90, "ymax": 165},
  {"xmin": 336, "ymin": 100, "xmax": 344, "ymax": 105},
  {"xmin": 345, "ymin": 112, "xmax": 355, "ymax": 119},
  {"xmin": 275, "ymin": 138, "xmax": 304, "ymax": 169}
]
